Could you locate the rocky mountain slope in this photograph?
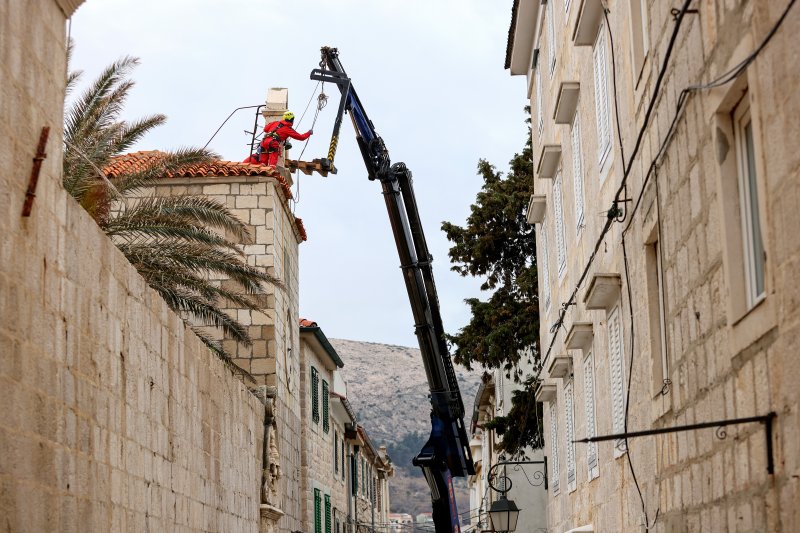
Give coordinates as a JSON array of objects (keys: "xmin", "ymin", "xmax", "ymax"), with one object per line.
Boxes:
[{"xmin": 329, "ymin": 338, "xmax": 482, "ymax": 518}]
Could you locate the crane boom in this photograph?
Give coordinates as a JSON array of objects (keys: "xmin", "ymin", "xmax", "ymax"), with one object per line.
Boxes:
[{"xmin": 311, "ymin": 47, "xmax": 474, "ymax": 533}]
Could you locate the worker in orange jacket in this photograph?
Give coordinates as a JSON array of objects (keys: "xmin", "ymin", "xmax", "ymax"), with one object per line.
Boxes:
[{"xmin": 243, "ymin": 111, "xmax": 313, "ymax": 166}]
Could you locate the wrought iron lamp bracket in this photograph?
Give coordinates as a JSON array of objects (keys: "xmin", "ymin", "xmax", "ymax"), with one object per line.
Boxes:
[
  {"xmin": 574, "ymin": 412, "xmax": 777, "ymax": 474},
  {"xmin": 487, "ymin": 458, "xmax": 549, "ymax": 494}
]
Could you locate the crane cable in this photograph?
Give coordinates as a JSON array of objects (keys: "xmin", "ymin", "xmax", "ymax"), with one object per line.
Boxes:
[{"xmin": 292, "ymin": 82, "xmax": 328, "ymax": 211}]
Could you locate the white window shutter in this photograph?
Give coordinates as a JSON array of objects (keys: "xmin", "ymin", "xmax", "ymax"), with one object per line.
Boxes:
[
  {"xmin": 540, "ymin": 228, "xmax": 551, "ymax": 310},
  {"xmin": 572, "ymin": 117, "xmax": 585, "ymax": 230},
  {"xmin": 583, "ymin": 352, "xmax": 599, "ymax": 477},
  {"xmin": 549, "ymin": 401, "xmax": 560, "ymax": 492},
  {"xmin": 565, "ymin": 380, "xmax": 576, "ymax": 491},
  {"xmin": 608, "ymin": 306, "xmax": 626, "ymax": 454},
  {"xmin": 536, "ymin": 69, "xmax": 544, "ymax": 134},
  {"xmin": 593, "ymin": 28, "xmax": 611, "ymax": 164},
  {"xmin": 548, "ymin": 0, "xmax": 556, "ymax": 76},
  {"xmin": 554, "ymin": 173, "xmax": 567, "ymax": 279}
]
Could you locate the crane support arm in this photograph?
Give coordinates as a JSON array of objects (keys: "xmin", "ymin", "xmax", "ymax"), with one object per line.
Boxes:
[{"xmin": 311, "ymin": 47, "xmax": 474, "ymax": 533}]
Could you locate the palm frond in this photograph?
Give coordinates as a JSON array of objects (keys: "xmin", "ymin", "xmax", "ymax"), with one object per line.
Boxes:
[{"xmin": 63, "ymin": 49, "xmax": 277, "ymax": 367}]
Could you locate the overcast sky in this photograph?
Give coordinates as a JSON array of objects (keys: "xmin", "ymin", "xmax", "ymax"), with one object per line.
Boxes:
[{"xmin": 70, "ymin": 0, "xmax": 529, "ymax": 348}]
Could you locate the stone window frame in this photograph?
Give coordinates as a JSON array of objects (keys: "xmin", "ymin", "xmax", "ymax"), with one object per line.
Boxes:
[
  {"xmin": 547, "ymin": 0, "xmax": 557, "ymax": 77},
  {"xmin": 627, "ymin": 0, "xmax": 650, "ymax": 89},
  {"xmin": 644, "ymin": 219, "xmax": 670, "ymax": 399},
  {"xmin": 711, "ymin": 67, "xmax": 776, "ymax": 358}
]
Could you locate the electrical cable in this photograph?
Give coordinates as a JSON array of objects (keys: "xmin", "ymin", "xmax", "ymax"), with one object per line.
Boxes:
[{"xmin": 603, "ymin": 4, "xmax": 656, "ymax": 527}]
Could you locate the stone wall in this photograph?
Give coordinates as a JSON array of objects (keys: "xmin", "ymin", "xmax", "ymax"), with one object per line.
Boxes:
[
  {"xmin": 517, "ymin": 0, "xmax": 800, "ymax": 531},
  {"xmin": 1, "ymin": 1, "xmax": 265, "ymax": 531},
  {"xmin": 147, "ymin": 169, "xmax": 305, "ymax": 533}
]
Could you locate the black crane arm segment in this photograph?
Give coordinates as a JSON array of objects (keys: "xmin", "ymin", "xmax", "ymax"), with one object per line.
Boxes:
[{"xmin": 310, "ymin": 47, "xmax": 474, "ymax": 533}]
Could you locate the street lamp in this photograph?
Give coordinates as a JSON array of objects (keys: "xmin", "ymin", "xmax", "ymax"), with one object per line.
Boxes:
[{"xmin": 488, "ymin": 494, "xmax": 520, "ymax": 533}]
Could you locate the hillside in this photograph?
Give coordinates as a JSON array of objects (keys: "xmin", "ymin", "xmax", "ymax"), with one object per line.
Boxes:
[{"xmin": 329, "ymin": 338, "xmax": 481, "ymax": 518}]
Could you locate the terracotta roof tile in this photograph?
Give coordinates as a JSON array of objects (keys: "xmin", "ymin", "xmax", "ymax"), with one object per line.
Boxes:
[
  {"xmin": 104, "ymin": 150, "xmax": 307, "ymax": 241},
  {"xmin": 505, "ymin": 0, "xmax": 520, "ymax": 70},
  {"xmin": 299, "ymin": 318, "xmax": 317, "ymax": 327},
  {"xmin": 105, "ymin": 150, "xmax": 294, "ymax": 199}
]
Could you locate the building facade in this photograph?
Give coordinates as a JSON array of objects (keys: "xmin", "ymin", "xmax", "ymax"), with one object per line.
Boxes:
[
  {"xmin": 507, "ymin": 0, "xmax": 800, "ymax": 531},
  {"xmin": 468, "ymin": 371, "xmax": 547, "ymax": 532},
  {"xmin": 300, "ymin": 319, "xmax": 394, "ymax": 533}
]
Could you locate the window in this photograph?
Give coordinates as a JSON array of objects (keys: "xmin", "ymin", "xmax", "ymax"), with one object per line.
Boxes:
[
  {"xmin": 734, "ymin": 101, "xmax": 766, "ymax": 308},
  {"xmin": 322, "ymin": 380, "xmax": 330, "ymax": 433},
  {"xmin": 549, "ymin": 401, "xmax": 560, "ymax": 493},
  {"xmin": 646, "ymin": 239, "xmax": 669, "ymax": 396},
  {"xmin": 571, "ymin": 117, "xmax": 585, "ymax": 231},
  {"xmin": 547, "ymin": 0, "xmax": 556, "ymax": 76},
  {"xmin": 608, "ymin": 306, "xmax": 626, "ymax": 456},
  {"xmin": 554, "ymin": 172, "xmax": 567, "ymax": 278},
  {"xmin": 593, "ymin": 25, "xmax": 612, "ymax": 168},
  {"xmin": 311, "ymin": 367, "xmax": 320, "ymax": 424},
  {"xmin": 351, "ymin": 454, "xmax": 358, "ymax": 495},
  {"xmin": 583, "ymin": 352, "xmax": 599, "ymax": 479},
  {"xmin": 325, "ymin": 494, "xmax": 332, "ymax": 533},
  {"xmin": 334, "ymin": 431, "xmax": 339, "ymax": 474},
  {"xmin": 565, "ymin": 380, "xmax": 577, "ymax": 492},
  {"xmin": 539, "ymin": 228, "xmax": 551, "ymax": 310},
  {"xmin": 341, "ymin": 439, "xmax": 346, "ymax": 481},
  {"xmin": 536, "ymin": 68, "xmax": 544, "ymax": 134},
  {"xmin": 628, "ymin": 0, "xmax": 649, "ymax": 84},
  {"xmin": 314, "ymin": 488, "xmax": 322, "ymax": 533}
]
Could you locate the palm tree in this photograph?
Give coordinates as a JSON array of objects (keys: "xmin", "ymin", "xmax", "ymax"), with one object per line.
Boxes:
[{"xmin": 63, "ymin": 46, "xmax": 279, "ymax": 363}]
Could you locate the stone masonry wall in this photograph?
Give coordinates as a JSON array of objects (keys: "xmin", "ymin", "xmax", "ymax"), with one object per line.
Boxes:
[
  {"xmin": 529, "ymin": 0, "xmax": 800, "ymax": 532},
  {"xmin": 1, "ymin": 1, "xmax": 265, "ymax": 531},
  {"xmin": 147, "ymin": 173, "xmax": 304, "ymax": 532}
]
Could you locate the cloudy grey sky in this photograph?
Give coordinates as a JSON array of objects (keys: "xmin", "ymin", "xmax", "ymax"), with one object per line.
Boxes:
[{"xmin": 70, "ymin": 0, "xmax": 529, "ymax": 348}]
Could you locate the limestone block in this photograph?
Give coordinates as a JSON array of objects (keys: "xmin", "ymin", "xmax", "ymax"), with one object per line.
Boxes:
[{"xmin": 203, "ymin": 184, "xmax": 230, "ymax": 195}]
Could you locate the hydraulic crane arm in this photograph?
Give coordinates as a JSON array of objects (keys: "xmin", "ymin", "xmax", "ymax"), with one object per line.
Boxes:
[{"xmin": 311, "ymin": 47, "xmax": 474, "ymax": 533}]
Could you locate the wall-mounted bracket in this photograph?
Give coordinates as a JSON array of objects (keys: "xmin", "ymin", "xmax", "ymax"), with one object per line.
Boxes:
[
  {"xmin": 22, "ymin": 126, "xmax": 50, "ymax": 217},
  {"xmin": 574, "ymin": 412, "xmax": 777, "ymax": 473},
  {"xmin": 488, "ymin": 458, "xmax": 549, "ymax": 494}
]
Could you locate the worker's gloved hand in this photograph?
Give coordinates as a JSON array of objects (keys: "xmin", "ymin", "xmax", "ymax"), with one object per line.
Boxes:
[{"xmin": 308, "ymin": 129, "xmax": 313, "ymax": 135}]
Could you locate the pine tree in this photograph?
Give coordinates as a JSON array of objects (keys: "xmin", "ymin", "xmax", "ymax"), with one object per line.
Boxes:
[{"xmin": 442, "ymin": 110, "xmax": 543, "ymax": 453}]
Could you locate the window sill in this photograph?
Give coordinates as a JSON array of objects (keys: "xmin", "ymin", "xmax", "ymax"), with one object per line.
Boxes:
[{"xmin": 728, "ymin": 293, "xmax": 776, "ymax": 360}]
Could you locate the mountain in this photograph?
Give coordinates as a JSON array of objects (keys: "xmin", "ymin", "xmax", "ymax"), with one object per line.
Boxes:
[{"xmin": 329, "ymin": 338, "xmax": 482, "ymax": 519}]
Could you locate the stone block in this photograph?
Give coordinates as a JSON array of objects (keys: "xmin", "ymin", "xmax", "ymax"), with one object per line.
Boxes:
[{"xmin": 202, "ymin": 184, "xmax": 230, "ymax": 195}]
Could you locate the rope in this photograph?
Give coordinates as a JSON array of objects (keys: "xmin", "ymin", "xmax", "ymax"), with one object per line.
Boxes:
[{"xmin": 292, "ymin": 86, "xmax": 328, "ymax": 212}]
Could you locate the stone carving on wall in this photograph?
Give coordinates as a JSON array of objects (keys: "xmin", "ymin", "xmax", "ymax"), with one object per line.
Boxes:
[{"xmin": 264, "ymin": 418, "xmax": 281, "ymax": 504}]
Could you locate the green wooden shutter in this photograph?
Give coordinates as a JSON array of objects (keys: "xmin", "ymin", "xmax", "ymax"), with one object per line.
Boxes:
[
  {"xmin": 324, "ymin": 494, "xmax": 331, "ymax": 533},
  {"xmin": 334, "ymin": 432, "xmax": 339, "ymax": 474},
  {"xmin": 351, "ymin": 454, "xmax": 358, "ymax": 495},
  {"xmin": 322, "ymin": 380, "xmax": 330, "ymax": 433},
  {"xmin": 311, "ymin": 367, "xmax": 319, "ymax": 424},
  {"xmin": 314, "ymin": 488, "xmax": 322, "ymax": 533}
]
